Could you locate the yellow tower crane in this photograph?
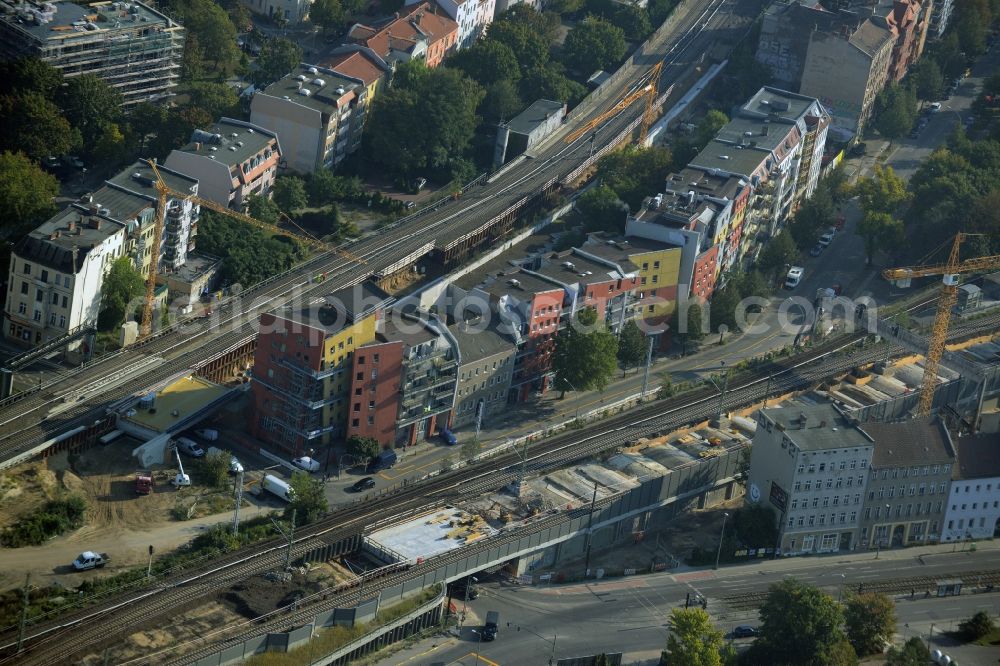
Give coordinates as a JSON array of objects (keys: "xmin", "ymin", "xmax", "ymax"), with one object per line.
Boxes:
[
  {"xmin": 140, "ymin": 160, "xmax": 366, "ymax": 337},
  {"xmin": 563, "ymin": 61, "xmax": 665, "ymax": 145},
  {"xmin": 882, "ymin": 233, "xmax": 1000, "ymax": 415}
]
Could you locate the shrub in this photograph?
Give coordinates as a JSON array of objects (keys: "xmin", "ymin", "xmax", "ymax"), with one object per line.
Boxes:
[{"xmin": 2, "ymin": 495, "xmax": 87, "ymax": 547}]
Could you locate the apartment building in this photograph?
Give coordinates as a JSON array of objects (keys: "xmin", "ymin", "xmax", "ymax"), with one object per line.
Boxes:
[
  {"xmin": 757, "ymin": 2, "xmax": 895, "ymax": 141},
  {"xmin": 323, "ymin": 47, "xmax": 391, "ymax": 122},
  {"xmin": 250, "ymin": 283, "xmax": 392, "ymax": 455},
  {"xmin": 348, "ymin": 3, "xmax": 458, "ymax": 68},
  {"xmin": 928, "ymin": 0, "xmax": 953, "ymax": 38},
  {"xmin": 747, "ymin": 402, "xmax": 875, "ymax": 555},
  {"xmin": 857, "ymin": 419, "xmax": 955, "ymax": 549},
  {"xmin": 583, "ymin": 235, "xmax": 682, "ymax": 345},
  {"xmin": 942, "ymin": 432, "xmax": 1000, "ymax": 542},
  {"xmin": 0, "ymin": 0, "xmax": 183, "ymax": 107},
  {"xmin": 242, "ymin": 0, "xmax": 309, "ymax": 24},
  {"xmin": 450, "ymin": 318, "xmax": 516, "ymax": 429},
  {"xmin": 873, "ymin": 0, "xmax": 930, "ymax": 82},
  {"xmin": 405, "ymin": 0, "xmax": 495, "ymax": 48},
  {"xmin": 3, "ymin": 161, "xmax": 197, "ymax": 347},
  {"xmin": 251, "ymin": 63, "xmax": 368, "ymax": 174},
  {"xmin": 165, "ymin": 118, "xmax": 281, "ymax": 212}
]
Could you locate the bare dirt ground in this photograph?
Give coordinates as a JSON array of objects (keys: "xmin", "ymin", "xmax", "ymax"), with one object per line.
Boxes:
[{"xmin": 0, "ymin": 441, "xmax": 273, "ymax": 592}]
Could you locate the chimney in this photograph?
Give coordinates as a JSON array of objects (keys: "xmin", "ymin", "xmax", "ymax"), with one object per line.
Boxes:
[
  {"xmin": 68, "ymin": 219, "xmax": 76, "ymax": 232},
  {"xmin": 799, "ymin": 412, "xmax": 808, "ymax": 428},
  {"xmin": 89, "ymin": 217, "xmax": 102, "ymax": 230}
]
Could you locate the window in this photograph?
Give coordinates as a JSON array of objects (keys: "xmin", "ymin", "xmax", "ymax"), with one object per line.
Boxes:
[
  {"xmin": 791, "ymin": 499, "xmax": 798, "ymax": 510},
  {"xmin": 819, "ymin": 463, "xmax": 826, "ymax": 472},
  {"xmin": 358, "ymin": 356, "xmax": 365, "ymax": 365},
  {"xmin": 839, "ymin": 461, "xmax": 846, "ymax": 471},
  {"xmin": 367, "ymin": 416, "xmax": 374, "ymax": 426},
  {"xmin": 807, "ymin": 515, "xmax": 815, "ymax": 526},
  {"xmin": 850, "ymin": 460, "xmax": 857, "ymax": 469},
  {"xmin": 909, "ymin": 484, "xmax": 916, "ymax": 496},
  {"xmin": 17, "ymin": 303, "xmax": 25, "ymax": 315},
  {"xmin": 794, "ymin": 481, "xmax": 801, "ymax": 491},
  {"xmin": 839, "ymin": 513, "xmax": 847, "ymax": 524},
  {"xmin": 811, "ymin": 497, "xmax": 818, "ymax": 508},
  {"xmin": 797, "ymin": 464, "xmax": 804, "ymax": 474},
  {"xmin": 40, "ymin": 270, "xmax": 48, "ymax": 283},
  {"xmin": 58, "ymin": 315, "xmax": 65, "ymax": 327},
  {"xmin": 48, "ymin": 313, "xmax": 56, "ymax": 325},
  {"xmin": 351, "ymin": 418, "xmax": 359, "ymax": 427},
  {"xmin": 653, "ymin": 261, "xmax": 660, "ymax": 269},
  {"xmin": 61, "ymin": 296, "xmax": 67, "ymax": 308},
  {"xmin": 833, "ymin": 496, "xmax": 840, "ymax": 506},
  {"xmin": 919, "ymin": 483, "xmax": 926, "ymax": 496},
  {"xmin": 35, "ymin": 289, "xmax": 42, "ymax": 302},
  {"xmin": 33, "ymin": 310, "xmax": 41, "ymax": 322},
  {"xmin": 797, "ymin": 516, "xmax": 804, "ymax": 527},
  {"xmin": 356, "ymin": 372, "xmax": 363, "ymax": 381},
  {"xmin": 864, "ymin": 507, "xmax": 871, "ymax": 519},
  {"xmin": 808, "ymin": 464, "xmax": 816, "ymax": 473},
  {"xmin": 368, "ymin": 400, "xmax": 375, "ymax": 410},
  {"xmin": 353, "ymin": 403, "xmax": 360, "ymax": 412},
  {"xmin": 823, "ymin": 497, "xmax": 829, "ymax": 507},
  {"xmin": 20, "ymin": 282, "xmax": 27, "ymax": 295},
  {"xmin": 22, "ymin": 263, "xmax": 30, "ymax": 275}
]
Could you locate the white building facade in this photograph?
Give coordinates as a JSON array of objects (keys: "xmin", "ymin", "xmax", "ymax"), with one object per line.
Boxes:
[
  {"xmin": 942, "ymin": 433, "xmax": 1000, "ymax": 542},
  {"xmin": 406, "ymin": 0, "xmax": 495, "ymax": 49}
]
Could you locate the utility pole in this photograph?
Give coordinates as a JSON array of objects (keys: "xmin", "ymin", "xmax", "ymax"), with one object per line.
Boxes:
[
  {"xmin": 763, "ymin": 372, "xmax": 772, "ymax": 406},
  {"xmin": 641, "ymin": 336, "xmax": 654, "ymax": 398},
  {"xmin": 712, "ymin": 361, "xmax": 730, "ymax": 427},
  {"xmin": 548, "ymin": 634, "xmax": 558, "ymax": 666},
  {"xmin": 582, "ymin": 482, "xmax": 598, "ymax": 577},
  {"xmin": 232, "ymin": 467, "xmax": 244, "ymax": 535},
  {"xmin": 270, "ymin": 509, "xmax": 297, "ymax": 570},
  {"xmin": 474, "ymin": 400, "xmax": 483, "ymax": 440},
  {"xmin": 146, "ymin": 545, "xmax": 154, "ymax": 579},
  {"xmin": 16, "ymin": 573, "xmax": 30, "ymax": 653}
]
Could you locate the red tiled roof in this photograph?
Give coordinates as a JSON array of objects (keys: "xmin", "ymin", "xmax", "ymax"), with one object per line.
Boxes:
[
  {"xmin": 349, "ymin": 2, "xmax": 456, "ymax": 60},
  {"xmin": 323, "ymin": 51, "xmax": 385, "ymax": 87}
]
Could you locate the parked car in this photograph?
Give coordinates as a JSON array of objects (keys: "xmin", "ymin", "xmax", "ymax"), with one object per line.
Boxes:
[
  {"xmin": 175, "ymin": 437, "xmax": 204, "ymax": 457},
  {"xmin": 194, "ymin": 428, "xmax": 218, "ymax": 441},
  {"xmin": 784, "ymin": 266, "xmax": 804, "ymax": 289},
  {"xmin": 909, "ymin": 127, "xmax": 921, "ymax": 139},
  {"xmin": 849, "ymin": 142, "xmax": 867, "ymax": 157},
  {"xmin": 72, "ymin": 551, "xmax": 109, "ymax": 570},
  {"xmin": 229, "ymin": 456, "xmax": 244, "ymax": 475},
  {"xmin": 929, "ymin": 102, "xmax": 942, "ymax": 112},
  {"xmin": 440, "ymin": 427, "xmax": 457, "ymax": 446},
  {"xmin": 352, "ymin": 477, "xmax": 376, "ymax": 492},
  {"xmin": 404, "ymin": 200, "xmax": 416, "ymax": 210},
  {"xmin": 809, "ymin": 244, "xmax": 824, "ymax": 257},
  {"xmin": 292, "ymin": 456, "xmax": 321, "ymax": 472},
  {"xmin": 414, "ymin": 177, "xmax": 427, "ymax": 191},
  {"xmin": 818, "ymin": 230, "xmax": 835, "ymax": 247},
  {"xmin": 733, "ymin": 625, "xmax": 758, "ymax": 638}
]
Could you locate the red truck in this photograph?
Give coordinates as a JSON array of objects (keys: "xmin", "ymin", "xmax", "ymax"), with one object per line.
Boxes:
[{"xmin": 135, "ymin": 470, "xmax": 153, "ymax": 495}]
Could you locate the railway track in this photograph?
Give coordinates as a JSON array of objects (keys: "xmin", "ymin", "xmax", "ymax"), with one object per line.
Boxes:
[{"xmin": 719, "ymin": 569, "xmax": 1000, "ymax": 612}]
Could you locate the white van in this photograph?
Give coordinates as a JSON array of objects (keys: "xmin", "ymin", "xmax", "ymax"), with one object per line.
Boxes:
[
  {"xmin": 261, "ymin": 474, "xmax": 294, "ymax": 501},
  {"xmin": 175, "ymin": 437, "xmax": 205, "ymax": 457},
  {"xmin": 785, "ymin": 266, "xmax": 804, "ymax": 289}
]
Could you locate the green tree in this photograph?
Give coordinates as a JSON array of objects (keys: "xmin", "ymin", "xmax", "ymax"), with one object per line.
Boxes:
[
  {"xmin": 448, "ymin": 40, "xmax": 521, "ymax": 87},
  {"xmin": 648, "ymin": 0, "xmax": 678, "ymax": 23},
  {"xmin": 575, "ymin": 185, "xmax": 626, "ymax": 232},
  {"xmin": 201, "ymin": 450, "xmax": 230, "ymax": 489},
  {"xmin": 460, "ymin": 438, "xmax": 482, "ymax": 460},
  {"xmin": 0, "ymin": 151, "xmax": 59, "ymax": 238},
  {"xmin": 57, "ymin": 74, "xmax": 123, "ymax": 148},
  {"xmin": 959, "ymin": 610, "xmax": 995, "ymax": 641},
  {"xmin": 616, "ymin": 319, "xmax": 646, "ymax": 375},
  {"xmin": 168, "ymin": 0, "xmax": 241, "ymax": 77},
  {"xmin": 273, "ymin": 176, "xmax": 308, "ymax": 213},
  {"xmin": 663, "ymin": 607, "xmax": 732, "ymax": 666},
  {"xmin": 854, "ymin": 165, "xmax": 909, "ymax": 215},
  {"xmin": 98, "ymin": 256, "xmax": 146, "ymax": 331},
  {"xmin": 695, "ymin": 110, "xmax": 729, "ymax": 149},
  {"xmin": 731, "ymin": 505, "xmax": 778, "ymax": 551},
  {"xmin": 92, "ymin": 123, "xmax": 128, "ymax": 165},
  {"xmin": 857, "ymin": 211, "xmax": 904, "ymax": 266},
  {"xmin": 788, "ymin": 185, "xmax": 835, "ymax": 250},
  {"xmin": 345, "ymin": 435, "xmax": 380, "ymax": 460},
  {"xmin": 885, "ymin": 637, "xmax": 931, "ymax": 666},
  {"xmin": 0, "ymin": 57, "xmax": 64, "ymax": 99},
  {"xmin": 482, "ymin": 79, "xmax": 524, "ymax": 124},
  {"xmin": 247, "ymin": 194, "xmax": 281, "ymax": 225},
  {"xmin": 597, "ymin": 145, "xmax": 673, "ymax": 210},
  {"xmin": 911, "ymin": 58, "xmax": 944, "ymax": 101},
  {"xmin": 287, "ymin": 470, "xmax": 328, "ymax": 524},
  {"xmin": 709, "ymin": 277, "xmax": 742, "ymax": 333},
  {"xmin": 128, "ymin": 102, "xmax": 168, "ymax": 155},
  {"xmin": 0, "ymin": 92, "xmax": 76, "ymax": 162},
  {"xmin": 874, "ymin": 82, "xmax": 917, "ymax": 141},
  {"xmin": 844, "ymin": 593, "xmax": 895, "ymax": 656},
  {"xmin": 756, "ymin": 230, "xmax": 798, "ymax": 277},
  {"xmin": 197, "ymin": 210, "xmax": 303, "ymax": 287},
  {"xmin": 563, "ymin": 16, "xmax": 626, "ymax": 74},
  {"xmin": 187, "ymin": 82, "xmax": 240, "ymax": 118},
  {"xmin": 365, "ymin": 63, "xmax": 484, "ymax": 180},
  {"xmin": 488, "ymin": 13, "xmax": 551, "ymax": 73},
  {"xmin": 612, "ymin": 5, "xmax": 652, "ymax": 40},
  {"xmin": 756, "ymin": 579, "xmax": 851, "ymax": 665},
  {"xmin": 252, "ymin": 38, "xmax": 303, "ymax": 86},
  {"xmin": 553, "ymin": 309, "xmax": 619, "ymax": 396},
  {"xmin": 310, "ymin": 0, "xmax": 344, "ymax": 30},
  {"xmin": 519, "ymin": 64, "xmax": 587, "ymax": 105}
]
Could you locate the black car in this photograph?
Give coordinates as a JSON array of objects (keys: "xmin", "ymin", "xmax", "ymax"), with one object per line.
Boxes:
[
  {"xmin": 352, "ymin": 477, "xmax": 376, "ymax": 492},
  {"xmin": 733, "ymin": 625, "xmax": 758, "ymax": 638},
  {"xmin": 809, "ymin": 244, "xmax": 824, "ymax": 257}
]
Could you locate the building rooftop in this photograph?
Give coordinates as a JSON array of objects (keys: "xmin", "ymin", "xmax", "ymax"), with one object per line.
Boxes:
[
  {"xmin": 689, "ymin": 136, "xmax": 774, "ymax": 180},
  {"xmin": 530, "ymin": 249, "xmax": 632, "ymax": 286},
  {"xmin": 349, "ymin": 2, "xmax": 456, "ymax": 61},
  {"xmin": 322, "ymin": 48, "xmax": 387, "ymax": 86},
  {"xmin": 0, "ymin": 0, "xmax": 177, "ymax": 44},
  {"xmin": 380, "ymin": 313, "xmax": 439, "ymax": 349},
  {"xmin": 177, "ymin": 117, "xmax": 278, "ymax": 168},
  {"xmin": 165, "ymin": 252, "xmax": 221, "ymax": 283},
  {"xmin": 458, "ymin": 260, "xmax": 563, "ymax": 301},
  {"xmin": 584, "ymin": 234, "xmax": 675, "ymax": 262},
  {"xmin": 106, "ymin": 159, "xmax": 198, "ymax": 200},
  {"xmin": 850, "ymin": 17, "xmax": 895, "ymax": 56},
  {"xmin": 124, "ymin": 374, "xmax": 228, "ymax": 433},
  {"xmin": 760, "ymin": 402, "xmax": 874, "ymax": 452},
  {"xmin": 366, "ymin": 506, "xmax": 497, "ymax": 563},
  {"xmin": 274, "ymin": 281, "xmax": 394, "ymax": 334},
  {"xmin": 449, "ymin": 318, "xmax": 515, "ymax": 365},
  {"xmin": 261, "ymin": 63, "xmax": 360, "ymax": 116},
  {"xmin": 953, "ymin": 432, "xmax": 1000, "ymax": 480},
  {"xmin": 741, "ymin": 86, "xmax": 821, "ymax": 124},
  {"xmin": 862, "ymin": 419, "xmax": 955, "ymax": 467},
  {"xmin": 506, "ymin": 99, "xmax": 565, "ymax": 136}
]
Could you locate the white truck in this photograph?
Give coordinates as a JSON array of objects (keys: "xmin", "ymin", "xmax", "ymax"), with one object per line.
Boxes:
[
  {"xmin": 785, "ymin": 266, "xmax": 804, "ymax": 289},
  {"xmin": 261, "ymin": 474, "xmax": 294, "ymax": 502},
  {"xmin": 72, "ymin": 551, "xmax": 109, "ymax": 570}
]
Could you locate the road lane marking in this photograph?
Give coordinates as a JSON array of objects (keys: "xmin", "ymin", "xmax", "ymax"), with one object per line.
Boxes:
[{"xmin": 456, "ymin": 652, "xmax": 500, "ymax": 666}]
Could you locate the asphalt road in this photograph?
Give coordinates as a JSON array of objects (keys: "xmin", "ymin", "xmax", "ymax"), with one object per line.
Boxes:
[{"xmin": 383, "ymin": 543, "xmax": 1000, "ymax": 665}]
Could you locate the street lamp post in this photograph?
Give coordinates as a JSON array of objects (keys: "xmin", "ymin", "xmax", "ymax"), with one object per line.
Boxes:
[
  {"xmin": 876, "ymin": 503, "xmax": 890, "ymax": 558},
  {"xmin": 714, "ymin": 512, "xmax": 730, "ymax": 570},
  {"xmin": 835, "ymin": 573, "xmax": 847, "ymax": 602},
  {"xmin": 709, "ymin": 362, "xmax": 730, "ymax": 427}
]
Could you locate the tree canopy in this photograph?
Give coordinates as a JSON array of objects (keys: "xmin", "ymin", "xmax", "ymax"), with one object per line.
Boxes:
[
  {"xmin": 448, "ymin": 40, "xmax": 521, "ymax": 88},
  {"xmin": 885, "ymin": 637, "xmax": 931, "ymax": 666},
  {"xmin": 844, "ymin": 593, "xmax": 896, "ymax": 656},
  {"xmin": 310, "ymin": 0, "xmax": 344, "ymax": 30},
  {"xmin": 0, "ymin": 92, "xmax": 77, "ymax": 163},
  {"xmin": 345, "ymin": 435, "xmax": 380, "ymax": 461},
  {"xmin": 0, "ymin": 151, "xmax": 59, "ymax": 239},
  {"xmin": 553, "ymin": 308, "xmax": 619, "ymax": 396},
  {"xmin": 57, "ymin": 74, "xmax": 123, "ymax": 149},
  {"xmin": 575, "ymin": 185, "xmax": 627, "ymax": 233},
  {"xmin": 273, "ymin": 176, "xmax": 309, "ymax": 213},
  {"xmin": 366, "ymin": 61, "xmax": 484, "ymax": 180},
  {"xmin": 663, "ymin": 608, "xmax": 732, "ymax": 666},
  {"xmin": 563, "ymin": 16, "xmax": 626, "ymax": 74},
  {"xmin": 597, "ymin": 146, "xmax": 674, "ymax": 210},
  {"xmin": 874, "ymin": 82, "xmax": 917, "ymax": 140},
  {"xmin": 287, "ymin": 471, "xmax": 328, "ymax": 524},
  {"xmin": 519, "ymin": 63, "xmax": 587, "ymax": 105},
  {"xmin": 755, "ymin": 579, "xmax": 853, "ymax": 665},
  {"xmin": 252, "ymin": 38, "xmax": 303, "ymax": 87},
  {"xmin": 98, "ymin": 256, "xmax": 146, "ymax": 331},
  {"xmin": 166, "ymin": 0, "xmax": 242, "ymax": 79},
  {"xmin": 197, "ymin": 210, "xmax": 303, "ymax": 287},
  {"xmin": 617, "ymin": 319, "xmax": 646, "ymax": 375}
]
